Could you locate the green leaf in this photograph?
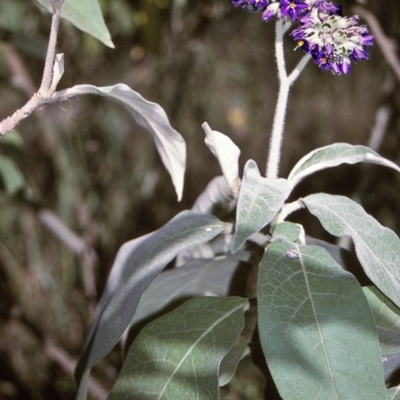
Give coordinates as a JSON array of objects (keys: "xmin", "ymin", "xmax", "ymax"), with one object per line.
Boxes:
[
  {"xmin": 75, "ymin": 211, "xmax": 230, "ymax": 400},
  {"xmin": 272, "ymin": 221, "xmax": 305, "ymax": 243},
  {"xmin": 108, "ymin": 296, "xmax": 248, "ymax": 400},
  {"xmin": 54, "ymin": 84, "xmax": 186, "ymax": 201},
  {"xmin": 306, "ymin": 236, "xmax": 370, "ymax": 286},
  {"xmin": 218, "ymin": 343, "xmax": 248, "ymax": 387},
  {"xmin": 288, "ymin": 143, "xmax": 400, "ymax": 189},
  {"xmin": 35, "ymin": 0, "xmax": 114, "ymax": 48},
  {"xmin": 258, "ymin": 239, "xmax": 386, "ymax": 400},
  {"xmin": 302, "ymin": 194, "xmax": 400, "ymax": 308},
  {"xmin": 363, "ymin": 287, "xmax": 400, "ymax": 355},
  {"xmin": 363, "ymin": 287, "xmax": 400, "ymax": 386},
  {"xmin": 191, "ymin": 176, "xmax": 235, "ymax": 216},
  {"xmin": 130, "ymin": 252, "xmax": 251, "ymax": 328},
  {"xmin": 232, "ymin": 160, "xmax": 290, "ymax": 253},
  {"xmin": 0, "ymin": 130, "xmax": 24, "ymax": 148},
  {"xmin": 0, "ymin": 157, "xmax": 25, "ymax": 195},
  {"xmin": 387, "ymin": 386, "xmax": 400, "ymax": 399}
]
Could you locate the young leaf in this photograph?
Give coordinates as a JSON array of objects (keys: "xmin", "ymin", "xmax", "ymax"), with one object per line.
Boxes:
[
  {"xmin": 108, "ymin": 296, "xmax": 248, "ymax": 400},
  {"xmin": 75, "ymin": 211, "xmax": 230, "ymax": 400},
  {"xmin": 202, "ymin": 122, "xmax": 241, "ymax": 198},
  {"xmin": 53, "ymin": 84, "xmax": 186, "ymax": 201},
  {"xmin": 288, "ymin": 143, "xmax": 400, "ymax": 189},
  {"xmin": 302, "ymin": 194, "xmax": 400, "ymax": 308},
  {"xmin": 232, "ymin": 160, "xmax": 290, "ymax": 253},
  {"xmin": 34, "ymin": 0, "xmax": 114, "ymax": 48},
  {"xmin": 272, "ymin": 221, "xmax": 305, "ymax": 243},
  {"xmin": 258, "ymin": 239, "xmax": 386, "ymax": 400}
]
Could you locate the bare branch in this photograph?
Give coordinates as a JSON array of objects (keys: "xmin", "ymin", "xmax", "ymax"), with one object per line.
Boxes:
[
  {"xmin": 0, "ymin": 0, "xmax": 65, "ymax": 137},
  {"xmin": 39, "ymin": 0, "xmax": 65, "ymax": 95}
]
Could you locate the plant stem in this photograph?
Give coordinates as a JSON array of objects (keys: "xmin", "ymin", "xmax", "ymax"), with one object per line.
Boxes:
[
  {"xmin": 39, "ymin": 0, "xmax": 64, "ymax": 95},
  {"xmin": 266, "ymin": 21, "xmax": 311, "ymax": 179},
  {"xmin": 274, "ymin": 20, "xmax": 287, "ymax": 82},
  {"xmin": 0, "ymin": 1, "xmax": 65, "ymax": 137},
  {"xmin": 266, "ymin": 80, "xmax": 290, "ymax": 179}
]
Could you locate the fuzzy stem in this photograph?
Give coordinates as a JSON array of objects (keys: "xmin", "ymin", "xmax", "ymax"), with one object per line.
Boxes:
[
  {"xmin": 266, "ymin": 20, "xmax": 288, "ymax": 179},
  {"xmin": 276, "ymin": 200, "xmax": 305, "ymax": 224},
  {"xmin": 275, "ymin": 19, "xmax": 287, "ymax": 81},
  {"xmin": 266, "ymin": 80, "xmax": 290, "ymax": 179},
  {"xmin": 266, "ymin": 22, "xmax": 310, "ymax": 179}
]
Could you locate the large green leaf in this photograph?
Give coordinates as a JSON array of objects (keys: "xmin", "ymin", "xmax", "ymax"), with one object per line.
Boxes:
[
  {"xmin": 130, "ymin": 252, "xmax": 251, "ymax": 328},
  {"xmin": 302, "ymin": 194, "xmax": 400, "ymax": 308},
  {"xmin": 288, "ymin": 143, "xmax": 400, "ymax": 189},
  {"xmin": 75, "ymin": 211, "xmax": 230, "ymax": 400},
  {"xmin": 232, "ymin": 160, "xmax": 290, "ymax": 253},
  {"xmin": 35, "ymin": 0, "xmax": 114, "ymax": 48},
  {"xmin": 108, "ymin": 296, "xmax": 248, "ymax": 400},
  {"xmin": 258, "ymin": 239, "xmax": 386, "ymax": 400},
  {"xmin": 52, "ymin": 84, "xmax": 186, "ymax": 201}
]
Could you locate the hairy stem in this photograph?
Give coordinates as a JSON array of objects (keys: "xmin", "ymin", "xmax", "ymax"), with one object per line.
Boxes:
[
  {"xmin": 266, "ymin": 21, "xmax": 310, "ymax": 178},
  {"xmin": 266, "ymin": 80, "xmax": 290, "ymax": 179}
]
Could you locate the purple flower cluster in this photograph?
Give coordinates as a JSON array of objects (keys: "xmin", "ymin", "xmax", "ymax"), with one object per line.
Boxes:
[{"xmin": 232, "ymin": 0, "xmax": 373, "ymax": 75}]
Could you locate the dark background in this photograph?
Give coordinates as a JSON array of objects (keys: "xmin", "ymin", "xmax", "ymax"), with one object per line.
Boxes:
[{"xmin": 0, "ymin": 0, "xmax": 399, "ymax": 398}]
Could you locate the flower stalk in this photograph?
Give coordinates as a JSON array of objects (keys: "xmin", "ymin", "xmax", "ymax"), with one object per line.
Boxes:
[
  {"xmin": 266, "ymin": 20, "xmax": 311, "ymax": 178},
  {"xmin": 232, "ymin": 0, "xmax": 373, "ymax": 178}
]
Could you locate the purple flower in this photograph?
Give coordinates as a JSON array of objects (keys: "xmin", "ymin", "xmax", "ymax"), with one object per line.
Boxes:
[
  {"xmin": 292, "ymin": 8, "xmax": 373, "ymax": 74},
  {"xmin": 280, "ymin": 0, "xmax": 309, "ymax": 21},
  {"xmin": 262, "ymin": 2, "xmax": 281, "ymax": 22},
  {"xmin": 305, "ymin": 0, "xmax": 341, "ymax": 15},
  {"xmin": 232, "ymin": 0, "xmax": 270, "ymax": 12},
  {"xmin": 232, "ymin": 0, "xmax": 373, "ymax": 74}
]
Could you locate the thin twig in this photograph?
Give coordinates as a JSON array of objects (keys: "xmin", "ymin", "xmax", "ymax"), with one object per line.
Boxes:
[
  {"xmin": 44, "ymin": 340, "xmax": 108, "ymax": 400},
  {"xmin": 37, "ymin": 209, "xmax": 96, "ymax": 257},
  {"xmin": 39, "ymin": 0, "xmax": 65, "ymax": 94},
  {"xmin": 0, "ymin": 1, "xmax": 65, "ymax": 137}
]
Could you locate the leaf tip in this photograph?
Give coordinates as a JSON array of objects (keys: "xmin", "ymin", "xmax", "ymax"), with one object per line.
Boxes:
[{"xmin": 107, "ymin": 39, "xmax": 116, "ymax": 49}]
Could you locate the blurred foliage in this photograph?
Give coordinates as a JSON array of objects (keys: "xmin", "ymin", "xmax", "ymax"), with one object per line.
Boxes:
[{"xmin": 0, "ymin": 0, "xmax": 399, "ymax": 398}]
